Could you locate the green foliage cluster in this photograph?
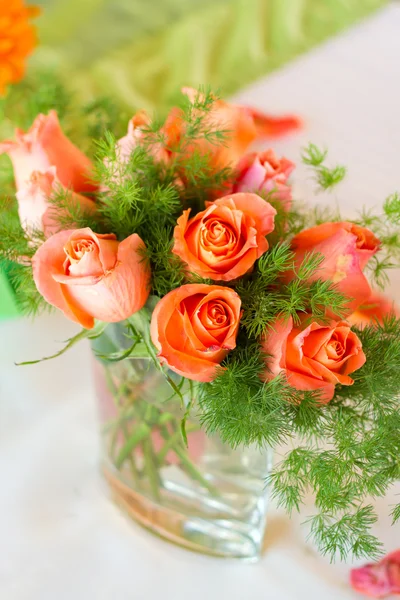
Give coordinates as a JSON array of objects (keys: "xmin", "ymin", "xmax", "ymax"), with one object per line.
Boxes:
[
  {"xmin": 88, "ymin": 88, "xmax": 235, "ymax": 296},
  {"xmin": 302, "ymin": 143, "xmax": 347, "ymax": 191},
  {"xmin": 236, "ymin": 244, "xmax": 347, "ymax": 338},
  {"xmin": 356, "ymin": 193, "xmax": 400, "ymax": 288},
  {"xmin": 301, "ymin": 144, "xmax": 400, "ymax": 288}
]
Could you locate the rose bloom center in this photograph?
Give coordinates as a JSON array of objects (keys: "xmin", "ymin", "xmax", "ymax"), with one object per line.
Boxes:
[
  {"xmin": 326, "ymin": 333, "xmax": 345, "ymax": 360},
  {"xmin": 197, "ymin": 300, "xmax": 230, "ymax": 330},
  {"xmin": 201, "ymin": 218, "xmax": 237, "ymax": 251},
  {"xmin": 350, "ymin": 224, "xmax": 376, "ymax": 251},
  {"xmin": 66, "ymin": 239, "xmax": 96, "ymax": 263},
  {"xmin": 63, "ymin": 238, "xmax": 100, "ymax": 275}
]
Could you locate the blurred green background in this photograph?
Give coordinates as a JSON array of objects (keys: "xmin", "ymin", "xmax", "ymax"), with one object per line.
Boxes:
[{"xmin": 33, "ymin": 0, "xmax": 387, "ymax": 111}]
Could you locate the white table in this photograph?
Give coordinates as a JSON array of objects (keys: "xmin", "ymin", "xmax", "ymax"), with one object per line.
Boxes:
[{"xmin": 1, "ymin": 5, "xmax": 400, "ymax": 599}]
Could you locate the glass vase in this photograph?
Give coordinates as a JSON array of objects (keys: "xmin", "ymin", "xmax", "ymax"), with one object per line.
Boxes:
[{"xmin": 91, "ymin": 321, "xmax": 273, "ymax": 561}]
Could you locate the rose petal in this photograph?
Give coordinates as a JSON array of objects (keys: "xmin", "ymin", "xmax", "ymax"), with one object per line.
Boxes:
[
  {"xmin": 292, "ymin": 227, "xmax": 373, "ymax": 316},
  {"xmin": 348, "ymin": 291, "xmax": 400, "ymax": 328},
  {"xmin": 261, "ymin": 317, "xmax": 293, "ymax": 379}
]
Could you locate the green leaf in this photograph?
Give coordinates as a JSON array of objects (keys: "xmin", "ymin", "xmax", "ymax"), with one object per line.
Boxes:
[
  {"xmin": 391, "ymin": 503, "xmax": 400, "ymax": 524},
  {"xmin": 180, "ymin": 398, "xmax": 193, "ymax": 448},
  {"xmin": 95, "ymin": 342, "xmax": 149, "ymax": 362},
  {"xmin": 302, "ymin": 143, "xmax": 327, "ymax": 167},
  {"xmin": 316, "ymin": 165, "xmax": 347, "ymax": 190},
  {"xmin": 384, "ymin": 192, "xmax": 400, "ymax": 225},
  {"xmin": 301, "ymin": 143, "xmax": 346, "ymax": 191},
  {"xmin": 17, "ymin": 321, "xmax": 108, "ymax": 365}
]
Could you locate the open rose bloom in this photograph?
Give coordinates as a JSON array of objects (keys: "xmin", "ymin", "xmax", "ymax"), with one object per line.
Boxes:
[
  {"xmin": 33, "ymin": 228, "xmax": 150, "ymax": 329},
  {"xmin": 3, "ymin": 86, "xmax": 400, "ymax": 562},
  {"xmin": 173, "ymin": 193, "xmax": 276, "ymax": 281},
  {"xmin": 262, "ymin": 317, "xmax": 366, "ymax": 402}
]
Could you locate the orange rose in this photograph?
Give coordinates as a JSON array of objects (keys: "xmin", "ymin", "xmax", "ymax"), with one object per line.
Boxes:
[
  {"xmin": 262, "ymin": 317, "xmax": 366, "ymax": 402},
  {"xmin": 0, "ymin": 111, "xmax": 96, "ymax": 192},
  {"xmin": 33, "ymin": 228, "xmax": 150, "ymax": 329},
  {"xmin": 162, "ymin": 87, "xmax": 301, "ymax": 170},
  {"xmin": 173, "ymin": 193, "xmax": 276, "ymax": 281},
  {"xmin": 290, "ymin": 222, "xmax": 380, "ymax": 316},
  {"xmin": 150, "ymin": 284, "xmax": 242, "ymax": 382}
]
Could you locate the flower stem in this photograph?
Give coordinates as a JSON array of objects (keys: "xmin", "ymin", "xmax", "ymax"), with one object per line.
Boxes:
[
  {"xmin": 142, "ymin": 436, "xmax": 162, "ymax": 502},
  {"xmin": 115, "ymin": 422, "xmax": 151, "ymax": 468},
  {"xmin": 159, "ymin": 424, "xmax": 219, "ymax": 497}
]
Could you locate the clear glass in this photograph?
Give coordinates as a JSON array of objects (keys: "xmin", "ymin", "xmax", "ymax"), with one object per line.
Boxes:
[{"xmin": 92, "ymin": 322, "xmax": 272, "ymax": 561}]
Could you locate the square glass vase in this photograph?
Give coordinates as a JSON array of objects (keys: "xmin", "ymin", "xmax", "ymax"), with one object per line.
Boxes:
[{"xmin": 92, "ymin": 322, "xmax": 272, "ymax": 561}]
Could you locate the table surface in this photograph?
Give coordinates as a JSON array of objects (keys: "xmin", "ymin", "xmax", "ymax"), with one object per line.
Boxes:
[{"xmin": 1, "ymin": 4, "xmax": 400, "ymax": 599}]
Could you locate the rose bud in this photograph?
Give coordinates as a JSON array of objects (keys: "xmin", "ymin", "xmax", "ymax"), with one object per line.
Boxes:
[
  {"xmin": 173, "ymin": 192, "xmax": 276, "ymax": 281},
  {"xmin": 16, "ymin": 167, "xmax": 96, "ymax": 236},
  {"xmin": 290, "ymin": 222, "xmax": 381, "ymax": 316},
  {"xmin": 150, "ymin": 284, "xmax": 242, "ymax": 382},
  {"xmin": 103, "ymin": 111, "xmax": 170, "ymax": 188},
  {"xmin": 33, "ymin": 228, "xmax": 150, "ymax": 329},
  {"xmin": 114, "ymin": 111, "xmax": 150, "ymax": 163},
  {"xmin": 261, "ymin": 316, "xmax": 366, "ymax": 403},
  {"xmin": 348, "ymin": 290, "xmax": 400, "ymax": 328},
  {"xmin": 350, "ymin": 550, "xmax": 400, "ymax": 598},
  {"xmin": 0, "ymin": 110, "xmax": 96, "ymax": 192},
  {"xmin": 233, "ymin": 150, "xmax": 295, "ymax": 211}
]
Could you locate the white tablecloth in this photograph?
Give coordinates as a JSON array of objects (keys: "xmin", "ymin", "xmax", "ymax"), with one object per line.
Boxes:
[{"xmin": 1, "ymin": 5, "xmax": 400, "ymax": 599}]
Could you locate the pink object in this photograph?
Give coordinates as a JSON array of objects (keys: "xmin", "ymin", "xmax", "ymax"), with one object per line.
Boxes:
[
  {"xmin": 16, "ymin": 166, "xmax": 96, "ymax": 236},
  {"xmin": 233, "ymin": 150, "xmax": 295, "ymax": 210},
  {"xmin": 0, "ymin": 110, "xmax": 97, "ymax": 192},
  {"xmin": 351, "ymin": 550, "xmax": 400, "ymax": 598},
  {"xmin": 32, "ymin": 227, "xmax": 150, "ymax": 329},
  {"xmin": 115, "ymin": 111, "xmax": 149, "ymax": 163}
]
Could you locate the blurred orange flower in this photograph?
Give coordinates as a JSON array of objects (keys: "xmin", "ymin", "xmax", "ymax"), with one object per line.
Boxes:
[{"xmin": 0, "ymin": 0, "xmax": 40, "ymax": 95}]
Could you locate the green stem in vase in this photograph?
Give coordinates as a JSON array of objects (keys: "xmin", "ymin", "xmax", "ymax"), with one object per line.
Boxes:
[
  {"xmin": 142, "ymin": 436, "xmax": 162, "ymax": 502},
  {"xmin": 156, "ymin": 423, "xmax": 198, "ymax": 465},
  {"xmin": 121, "ymin": 422, "xmax": 141, "ymax": 487},
  {"xmin": 159, "ymin": 423, "xmax": 220, "ymax": 497},
  {"xmin": 115, "ymin": 422, "xmax": 151, "ymax": 468},
  {"xmin": 127, "ymin": 311, "xmax": 186, "ymax": 404}
]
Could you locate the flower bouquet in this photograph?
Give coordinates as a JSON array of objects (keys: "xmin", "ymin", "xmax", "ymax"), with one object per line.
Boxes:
[{"xmin": 1, "ymin": 85, "xmax": 399, "ymax": 562}]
